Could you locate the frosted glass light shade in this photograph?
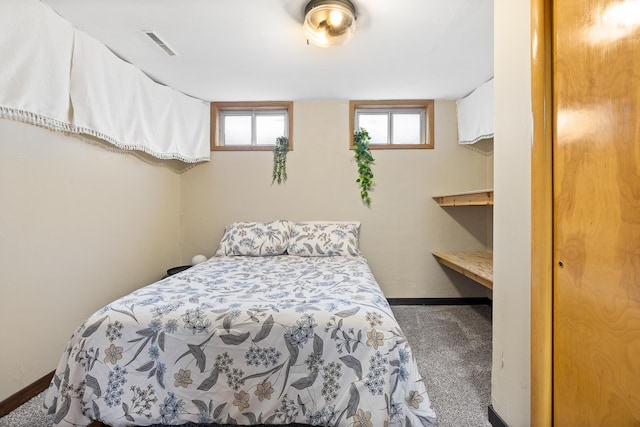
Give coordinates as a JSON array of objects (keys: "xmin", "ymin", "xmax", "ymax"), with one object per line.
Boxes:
[{"xmin": 304, "ymin": 0, "xmax": 356, "ymax": 47}]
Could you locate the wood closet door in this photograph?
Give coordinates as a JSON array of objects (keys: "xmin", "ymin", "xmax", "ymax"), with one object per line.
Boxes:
[{"xmin": 553, "ymin": 0, "xmax": 640, "ymax": 425}]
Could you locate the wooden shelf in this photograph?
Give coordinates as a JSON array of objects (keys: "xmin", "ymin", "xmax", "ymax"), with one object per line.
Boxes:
[
  {"xmin": 433, "ymin": 189, "xmax": 493, "ymax": 206},
  {"xmin": 432, "ymin": 189, "xmax": 493, "ymax": 289},
  {"xmin": 432, "ymin": 251, "xmax": 493, "ymax": 289}
]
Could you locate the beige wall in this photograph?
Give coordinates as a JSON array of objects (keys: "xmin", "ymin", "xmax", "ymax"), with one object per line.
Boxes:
[
  {"xmin": 180, "ymin": 100, "xmax": 492, "ymax": 298},
  {"xmin": 0, "ymin": 119, "xmax": 181, "ymax": 401},
  {"xmin": 492, "ymin": 0, "xmax": 532, "ymax": 424},
  {"xmin": 0, "ymin": 102, "xmax": 497, "ymax": 401}
]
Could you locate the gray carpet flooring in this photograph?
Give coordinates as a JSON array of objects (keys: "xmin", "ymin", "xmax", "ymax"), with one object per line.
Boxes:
[
  {"xmin": 391, "ymin": 305, "xmax": 492, "ymax": 427},
  {"xmin": 0, "ymin": 305, "xmax": 492, "ymax": 427}
]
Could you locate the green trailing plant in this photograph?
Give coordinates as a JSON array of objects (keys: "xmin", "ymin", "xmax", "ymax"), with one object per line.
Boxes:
[
  {"xmin": 353, "ymin": 128, "xmax": 375, "ymax": 207},
  {"xmin": 272, "ymin": 135, "xmax": 289, "ymax": 184}
]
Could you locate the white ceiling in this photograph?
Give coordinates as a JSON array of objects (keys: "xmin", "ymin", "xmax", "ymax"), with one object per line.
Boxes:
[{"xmin": 42, "ymin": 0, "xmax": 494, "ymax": 102}]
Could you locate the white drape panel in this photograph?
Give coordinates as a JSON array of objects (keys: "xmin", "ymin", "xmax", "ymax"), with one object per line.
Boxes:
[
  {"xmin": 0, "ymin": 1, "xmax": 74, "ymax": 131},
  {"xmin": 456, "ymin": 78, "xmax": 494, "ymax": 145},
  {"xmin": 0, "ymin": 1, "xmax": 209, "ymax": 163},
  {"xmin": 71, "ymin": 31, "xmax": 210, "ymax": 163}
]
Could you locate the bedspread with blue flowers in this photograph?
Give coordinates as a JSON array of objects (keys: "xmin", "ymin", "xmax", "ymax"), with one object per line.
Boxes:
[{"xmin": 44, "ymin": 255, "xmax": 437, "ymax": 426}]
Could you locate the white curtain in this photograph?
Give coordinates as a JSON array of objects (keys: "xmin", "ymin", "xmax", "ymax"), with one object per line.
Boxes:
[
  {"xmin": 71, "ymin": 31, "xmax": 210, "ymax": 163},
  {"xmin": 0, "ymin": 0, "xmax": 74, "ymax": 132},
  {"xmin": 456, "ymin": 78, "xmax": 494, "ymax": 145},
  {"xmin": 0, "ymin": 1, "xmax": 210, "ymax": 164}
]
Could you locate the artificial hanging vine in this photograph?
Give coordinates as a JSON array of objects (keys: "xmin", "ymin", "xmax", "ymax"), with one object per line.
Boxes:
[
  {"xmin": 353, "ymin": 128, "xmax": 375, "ymax": 207},
  {"xmin": 272, "ymin": 136, "xmax": 289, "ymax": 184}
]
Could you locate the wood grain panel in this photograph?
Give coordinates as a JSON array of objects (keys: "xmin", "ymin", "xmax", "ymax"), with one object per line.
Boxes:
[
  {"xmin": 433, "ymin": 189, "xmax": 494, "ymax": 206},
  {"xmin": 553, "ymin": 0, "xmax": 640, "ymax": 424},
  {"xmin": 432, "ymin": 251, "xmax": 493, "ymax": 289},
  {"xmin": 530, "ymin": 0, "xmax": 554, "ymax": 424}
]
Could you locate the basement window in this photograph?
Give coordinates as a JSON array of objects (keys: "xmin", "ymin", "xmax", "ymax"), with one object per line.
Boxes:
[
  {"xmin": 210, "ymin": 102, "xmax": 293, "ymax": 151},
  {"xmin": 349, "ymin": 100, "xmax": 434, "ymax": 149}
]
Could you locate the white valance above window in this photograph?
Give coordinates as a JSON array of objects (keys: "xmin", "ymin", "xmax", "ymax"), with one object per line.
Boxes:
[
  {"xmin": 71, "ymin": 31, "xmax": 210, "ymax": 163},
  {"xmin": 0, "ymin": 1, "xmax": 210, "ymax": 164},
  {"xmin": 0, "ymin": 1, "xmax": 74, "ymax": 132},
  {"xmin": 456, "ymin": 78, "xmax": 494, "ymax": 145}
]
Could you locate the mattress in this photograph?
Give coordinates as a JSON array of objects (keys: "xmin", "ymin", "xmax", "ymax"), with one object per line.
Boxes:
[{"xmin": 44, "ymin": 255, "xmax": 437, "ymax": 426}]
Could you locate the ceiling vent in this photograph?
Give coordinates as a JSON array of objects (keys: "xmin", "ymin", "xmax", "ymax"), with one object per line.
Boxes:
[{"xmin": 143, "ymin": 31, "xmax": 177, "ymax": 56}]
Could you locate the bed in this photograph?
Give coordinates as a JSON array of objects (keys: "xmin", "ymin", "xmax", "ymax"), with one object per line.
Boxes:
[{"xmin": 44, "ymin": 221, "xmax": 437, "ymax": 426}]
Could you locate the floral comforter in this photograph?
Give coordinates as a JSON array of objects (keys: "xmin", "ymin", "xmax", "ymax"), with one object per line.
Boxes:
[{"xmin": 44, "ymin": 255, "xmax": 437, "ymax": 426}]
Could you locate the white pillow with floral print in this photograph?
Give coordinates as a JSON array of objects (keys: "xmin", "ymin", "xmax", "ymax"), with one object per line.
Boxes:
[
  {"xmin": 287, "ymin": 221, "xmax": 362, "ymax": 257},
  {"xmin": 215, "ymin": 220, "xmax": 291, "ymax": 256}
]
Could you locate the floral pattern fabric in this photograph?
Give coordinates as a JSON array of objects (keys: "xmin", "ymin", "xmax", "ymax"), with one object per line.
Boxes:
[
  {"xmin": 215, "ymin": 220, "xmax": 291, "ymax": 256},
  {"xmin": 44, "ymin": 255, "xmax": 436, "ymax": 426},
  {"xmin": 287, "ymin": 222, "xmax": 361, "ymax": 257}
]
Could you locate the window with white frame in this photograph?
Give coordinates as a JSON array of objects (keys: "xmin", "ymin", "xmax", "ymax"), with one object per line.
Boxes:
[
  {"xmin": 210, "ymin": 102, "xmax": 293, "ymax": 151},
  {"xmin": 349, "ymin": 100, "xmax": 434, "ymax": 149}
]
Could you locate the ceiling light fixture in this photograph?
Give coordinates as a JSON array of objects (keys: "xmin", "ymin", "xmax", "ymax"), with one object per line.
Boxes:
[{"xmin": 303, "ymin": 0, "xmax": 357, "ymax": 47}]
